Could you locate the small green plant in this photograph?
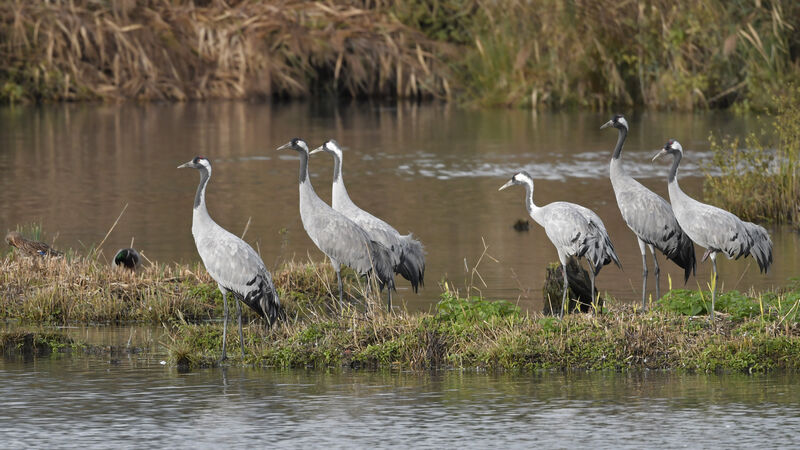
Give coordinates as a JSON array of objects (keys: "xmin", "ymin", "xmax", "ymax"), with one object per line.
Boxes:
[{"xmin": 433, "ymin": 292, "xmax": 520, "ymax": 324}]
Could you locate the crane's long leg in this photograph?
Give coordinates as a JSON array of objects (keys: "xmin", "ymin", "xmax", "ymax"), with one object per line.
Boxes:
[
  {"xmin": 560, "ymin": 263, "xmax": 569, "ymax": 319},
  {"xmin": 387, "ymin": 287, "xmax": 392, "ymax": 310},
  {"xmin": 329, "ymin": 257, "xmax": 344, "ymax": 307},
  {"xmin": 237, "ymin": 300, "xmax": 245, "ymax": 361},
  {"xmin": 649, "ymin": 244, "xmax": 660, "ymax": 302},
  {"xmin": 710, "ymin": 252, "xmax": 718, "ymax": 320},
  {"xmin": 638, "ymin": 238, "xmax": 648, "ymax": 309},
  {"xmin": 220, "ymin": 289, "xmax": 229, "ymax": 362},
  {"xmin": 587, "ymin": 260, "xmax": 597, "ymax": 314}
]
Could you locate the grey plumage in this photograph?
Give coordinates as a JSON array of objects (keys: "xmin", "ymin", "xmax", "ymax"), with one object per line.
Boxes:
[
  {"xmin": 178, "ymin": 156, "xmax": 282, "ymax": 361},
  {"xmin": 601, "ymin": 114, "xmax": 695, "ymax": 307},
  {"xmin": 277, "ymin": 138, "xmax": 396, "ymax": 307},
  {"xmin": 653, "ymin": 139, "xmax": 773, "ymax": 319},
  {"xmin": 310, "ymin": 139, "xmax": 426, "ymax": 292},
  {"xmin": 499, "ymin": 171, "xmax": 621, "ymax": 318}
]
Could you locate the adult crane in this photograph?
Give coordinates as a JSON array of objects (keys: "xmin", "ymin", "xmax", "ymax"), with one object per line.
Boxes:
[
  {"xmin": 499, "ymin": 171, "xmax": 621, "ymax": 317},
  {"xmin": 601, "ymin": 114, "xmax": 695, "ymax": 307},
  {"xmin": 178, "ymin": 156, "xmax": 282, "ymax": 361},
  {"xmin": 653, "ymin": 140, "xmax": 772, "ymax": 319}
]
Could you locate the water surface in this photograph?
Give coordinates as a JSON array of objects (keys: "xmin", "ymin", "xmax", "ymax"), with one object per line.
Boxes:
[
  {"xmin": 1, "ymin": 327, "xmax": 799, "ymax": 448},
  {"xmin": 0, "ymin": 102, "xmax": 797, "ymax": 310}
]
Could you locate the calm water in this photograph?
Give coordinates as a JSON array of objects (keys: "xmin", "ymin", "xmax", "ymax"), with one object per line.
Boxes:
[
  {"xmin": 0, "ymin": 102, "xmax": 797, "ymax": 311},
  {"xmin": 1, "ymin": 326, "xmax": 799, "ymax": 448}
]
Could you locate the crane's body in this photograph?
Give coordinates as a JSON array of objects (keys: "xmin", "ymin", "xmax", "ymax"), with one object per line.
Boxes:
[
  {"xmin": 602, "ymin": 115, "xmax": 695, "ymax": 307},
  {"xmin": 500, "ymin": 171, "xmax": 620, "ymax": 317},
  {"xmin": 653, "ymin": 140, "xmax": 772, "ymax": 319},
  {"xmin": 310, "ymin": 140, "xmax": 425, "ymax": 292},
  {"xmin": 179, "ymin": 156, "xmax": 282, "ymax": 361},
  {"xmin": 278, "ymin": 138, "xmax": 395, "ymax": 307}
]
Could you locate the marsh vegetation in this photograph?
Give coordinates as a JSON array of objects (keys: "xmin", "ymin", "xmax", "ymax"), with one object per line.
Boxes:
[{"xmin": 1, "ymin": 1, "xmax": 798, "ymax": 110}]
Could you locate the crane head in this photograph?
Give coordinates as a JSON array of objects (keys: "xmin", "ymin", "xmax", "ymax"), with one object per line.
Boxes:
[
  {"xmin": 177, "ymin": 156, "xmax": 211, "ymax": 171},
  {"xmin": 652, "ymin": 139, "xmax": 682, "ymax": 162},
  {"xmin": 277, "ymin": 138, "xmax": 310, "ymax": 154},
  {"xmin": 499, "ymin": 171, "xmax": 534, "ymax": 191},
  {"xmin": 600, "ymin": 114, "xmax": 628, "ymax": 131},
  {"xmin": 310, "ymin": 139, "xmax": 344, "ymax": 158}
]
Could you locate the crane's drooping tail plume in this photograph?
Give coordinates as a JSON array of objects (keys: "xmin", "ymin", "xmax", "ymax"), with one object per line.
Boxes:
[
  {"xmin": 663, "ymin": 232, "xmax": 697, "ymax": 283},
  {"xmin": 743, "ymin": 221, "xmax": 773, "ymax": 273},
  {"xmin": 369, "ymin": 240, "xmax": 396, "ymax": 293},
  {"xmin": 397, "ymin": 234, "xmax": 425, "ymax": 292}
]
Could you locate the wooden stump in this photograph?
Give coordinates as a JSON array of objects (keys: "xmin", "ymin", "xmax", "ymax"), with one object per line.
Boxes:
[{"xmin": 542, "ymin": 259, "xmax": 602, "ymax": 316}]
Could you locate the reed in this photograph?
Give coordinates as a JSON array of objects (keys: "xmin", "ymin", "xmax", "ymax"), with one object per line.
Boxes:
[
  {"xmin": 704, "ymin": 89, "xmax": 800, "ymax": 226},
  {"xmin": 0, "ymin": 0, "xmax": 451, "ymax": 103},
  {"xmin": 1, "ymin": 1, "xmax": 797, "ymax": 110}
]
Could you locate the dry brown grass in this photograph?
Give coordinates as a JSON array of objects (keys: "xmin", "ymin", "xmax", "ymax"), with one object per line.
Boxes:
[{"xmin": 0, "ymin": 0, "xmax": 452, "ymax": 102}]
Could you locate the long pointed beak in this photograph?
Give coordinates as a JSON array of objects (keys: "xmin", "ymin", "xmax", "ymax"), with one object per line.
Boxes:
[
  {"xmin": 276, "ymin": 142, "xmax": 293, "ymax": 151},
  {"xmin": 309, "ymin": 146, "xmax": 324, "ymax": 155},
  {"xmin": 498, "ymin": 180, "xmax": 514, "ymax": 191},
  {"xmin": 177, "ymin": 161, "xmax": 193, "ymax": 169},
  {"xmin": 600, "ymin": 120, "xmax": 613, "ymax": 130},
  {"xmin": 652, "ymin": 148, "xmax": 668, "ymax": 162}
]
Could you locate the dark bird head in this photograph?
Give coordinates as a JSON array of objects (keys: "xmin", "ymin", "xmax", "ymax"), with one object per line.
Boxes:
[
  {"xmin": 499, "ymin": 171, "xmax": 535, "ymax": 192},
  {"xmin": 600, "ymin": 114, "xmax": 629, "ymax": 131},
  {"xmin": 276, "ymin": 137, "xmax": 311, "ymax": 154},
  {"xmin": 309, "ymin": 139, "xmax": 343, "ymax": 158},
  {"xmin": 177, "ymin": 156, "xmax": 211, "ymax": 172},
  {"xmin": 652, "ymin": 139, "xmax": 683, "ymax": 161},
  {"xmin": 114, "ymin": 248, "xmax": 141, "ymax": 270}
]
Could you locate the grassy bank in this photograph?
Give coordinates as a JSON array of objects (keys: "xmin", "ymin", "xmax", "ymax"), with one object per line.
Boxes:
[
  {"xmin": 1, "ymin": 1, "xmax": 798, "ymax": 110},
  {"xmin": 704, "ymin": 89, "xmax": 800, "ymax": 227},
  {"xmin": 2, "ymin": 252, "xmax": 800, "ymax": 373}
]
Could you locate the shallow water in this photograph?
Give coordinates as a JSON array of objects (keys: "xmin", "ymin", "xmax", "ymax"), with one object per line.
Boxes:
[
  {"xmin": 0, "ymin": 102, "xmax": 797, "ymax": 311},
  {"xmin": 1, "ymin": 326, "xmax": 799, "ymax": 448}
]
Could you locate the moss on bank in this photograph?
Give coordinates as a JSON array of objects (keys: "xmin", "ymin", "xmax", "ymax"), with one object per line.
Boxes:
[{"xmin": 2, "ymin": 253, "xmax": 799, "ymax": 373}]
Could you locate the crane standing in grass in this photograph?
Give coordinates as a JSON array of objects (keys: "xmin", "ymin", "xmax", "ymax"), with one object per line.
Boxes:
[
  {"xmin": 601, "ymin": 114, "xmax": 696, "ymax": 307},
  {"xmin": 310, "ymin": 139, "xmax": 425, "ymax": 294},
  {"xmin": 653, "ymin": 140, "xmax": 773, "ymax": 319},
  {"xmin": 178, "ymin": 156, "xmax": 282, "ymax": 361},
  {"xmin": 277, "ymin": 138, "xmax": 396, "ymax": 307},
  {"xmin": 499, "ymin": 171, "xmax": 621, "ymax": 318}
]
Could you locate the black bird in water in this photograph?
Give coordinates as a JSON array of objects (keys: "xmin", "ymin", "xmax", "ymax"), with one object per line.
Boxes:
[{"xmin": 5, "ymin": 231, "xmax": 63, "ymax": 257}]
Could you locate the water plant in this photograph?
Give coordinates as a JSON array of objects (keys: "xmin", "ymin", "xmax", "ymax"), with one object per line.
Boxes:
[{"xmin": 704, "ymin": 88, "xmax": 800, "ymax": 227}]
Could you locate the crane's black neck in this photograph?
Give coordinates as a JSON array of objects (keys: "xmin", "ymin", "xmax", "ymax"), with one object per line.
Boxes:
[
  {"xmin": 523, "ymin": 181, "xmax": 536, "ymax": 214},
  {"xmin": 611, "ymin": 126, "xmax": 628, "ymax": 160},
  {"xmin": 668, "ymin": 151, "xmax": 682, "ymax": 184},
  {"xmin": 194, "ymin": 167, "xmax": 210, "ymax": 209},
  {"xmin": 297, "ymin": 150, "xmax": 308, "ymax": 184},
  {"xmin": 332, "ymin": 153, "xmax": 342, "ymax": 183}
]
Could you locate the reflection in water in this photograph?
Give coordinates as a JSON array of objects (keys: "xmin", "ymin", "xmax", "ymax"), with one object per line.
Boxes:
[
  {"xmin": 1, "ymin": 349, "xmax": 800, "ymax": 448},
  {"xmin": 0, "ymin": 103, "xmax": 797, "ymax": 311}
]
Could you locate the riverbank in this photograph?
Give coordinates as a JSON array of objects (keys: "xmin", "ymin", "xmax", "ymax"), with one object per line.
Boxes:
[
  {"xmin": 2, "ymin": 254, "xmax": 799, "ymax": 373},
  {"xmin": 1, "ymin": 1, "xmax": 797, "ymax": 110}
]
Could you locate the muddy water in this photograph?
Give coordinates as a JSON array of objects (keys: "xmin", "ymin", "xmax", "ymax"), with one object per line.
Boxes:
[
  {"xmin": 0, "ymin": 102, "xmax": 797, "ymax": 311},
  {"xmin": 1, "ymin": 326, "xmax": 799, "ymax": 448}
]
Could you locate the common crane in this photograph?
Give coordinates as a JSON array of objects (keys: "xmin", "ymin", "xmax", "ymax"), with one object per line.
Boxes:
[
  {"xmin": 652, "ymin": 140, "xmax": 772, "ymax": 319},
  {"xmin": 178, "ymin": 156, "xmax": 282, "ymax": 361},
  {"xmin": 601, "ymin": 114, "xmax": 695, "ymax": 307},
  {"xmin": 499, "ymin": 171, "xmax": 621, "ymax": 318}
]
